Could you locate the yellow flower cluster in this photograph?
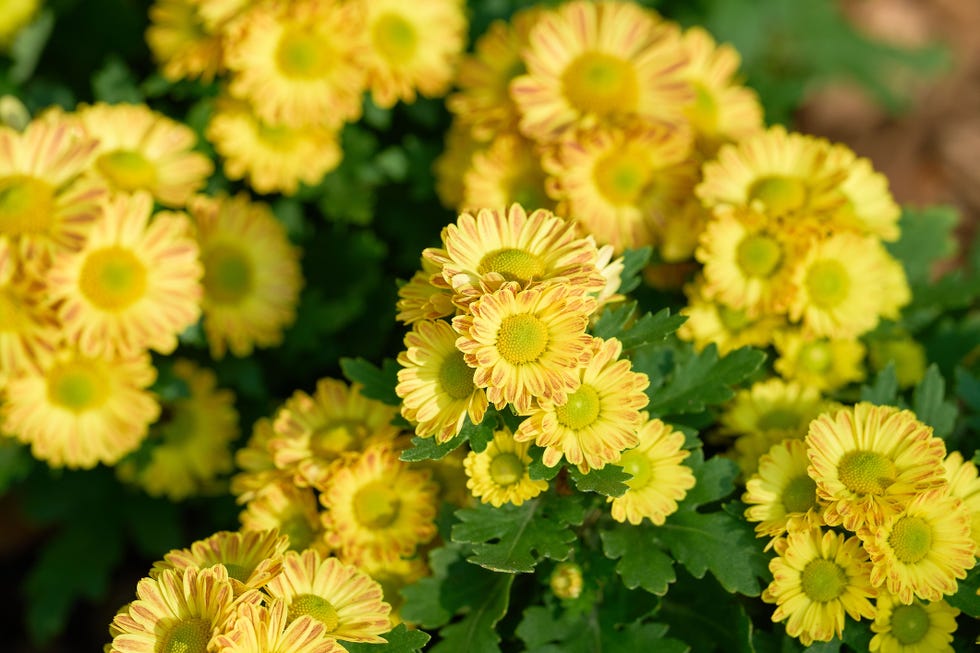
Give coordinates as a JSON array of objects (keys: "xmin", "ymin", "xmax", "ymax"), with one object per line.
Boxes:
[
  {"xmin": 743, "ymin": 402, "xmax": 977, "ymax": 648},
  {"xmin": 108, "ymin": 529, "xmax": 392, "ymax": 653},
  {"xmin": 146, "ymin": 0, "xmax": 466, "ymax": 195}
]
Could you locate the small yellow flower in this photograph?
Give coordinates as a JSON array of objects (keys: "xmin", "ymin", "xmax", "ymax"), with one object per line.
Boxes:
[
  {"xmin": 743, "ymin": 439, "xmax": 824, "ymax": 545},
  {"xmin": 463, "ymin": 429, "xmax": 548, "ymax": 507},
  {"xmin": 869, "ymin": 591, "xmax": 959, "ymax": 653}
]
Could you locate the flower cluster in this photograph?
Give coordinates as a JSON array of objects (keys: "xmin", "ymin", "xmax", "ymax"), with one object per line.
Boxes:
[
  {"xmin": 147, "ymin": 0, "xmax": 466, "ymax": 195},
  {"xmin": 107, "ymin": 529, "xmax": 392, "ymax": 653},
  {"xmin": 744, "ymin": 402, "xmax": 977, "ymax": 647}
]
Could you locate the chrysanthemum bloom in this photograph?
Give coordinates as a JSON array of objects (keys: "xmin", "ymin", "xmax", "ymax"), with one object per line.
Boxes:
[
  {"xmin": 463, "ymin": 429, "xmax": 548, "ymax": 507},
  {"xmin": 943, "ymin": 451, "xmax": 980, "ymax": 555},
  {"xmin": 433, "ymin": 120, "xmax": 486, "ymax": 210},
  {"xmin": 108, "ymin": 565, "xmax": 259, "ymax": 653},
  {"xmin": 206, "ymin": 96, "xmax": 342, "ymax": 196},
  {"xmin": 862, "ymin": 489, "xmax": 975, "ymax": 604},
  {"xmin": 515, "ymin": 336, "xmax": 649, "ymax": 472},
  {"xmin": 453, "ymin": 282, "xmax": 595, "ymax": 413},
  {"xmin": 0, "ymin": 236, "xmax": 59, "ymax": 374},
  {"xmin": 3, "ymin": 347, "xmax": 159, "ymax": 468},
  {"xmin": 868, "ymin": 335, "xmax": 927, "ymax": 389},
  {"xmin": 511, "ymin": 0, "xmax": 690, "ymax": 143},
  {"xmin": 78, "ymin": 103, "xmax": 213, "ymax": 207},
  {"xmin": 151, "ymin": 529, "xmax": 288, "ymax": 595},
  {"xmin": 544, "ymin": 123, "xmax": 694, "ymax": 253},
  {"xmin": 773, "ymin": 330, "xmax": 866, "ymax": 393},
  {"xmin": 190, "ymin": 193, "xmax": 303, "ymax": 358},
  {"xmin": 358, "ymin": 555, "xmax": 428, "ymax": 626},
  {"xmin": 215, "ymin": 599, "xmax": 345, "ymax": 653},
  {"xmin": 240, "ymin": 481, "xmax": 328, "ymax": 554},
  {"xmin": 806, "ymin": 403, "xmax": 948, "ymax": 532},
  {"xmin": 320, "ymin": 445, "xmax": 438, "ymax": 564},
  {"xmin": 426, "ymin": 204, "xmax": 605, "ymax": 308},
  {"xmin": 265, "ymin": 549, "xmax": 391, "ymax": 644},
  {"xmin": 394, "ymin": 258, "xmax": 455, "ymax": 325},
  {"xmin": 47, "ymin": 192, "xmax": 202, "ymax": 357},
  {"xmin": 550, "ymin": 561, "xmax": 584, "ymax": 600},
  {"xmin": 396, "ymin": 319, "xmax": 488, "ymax": 443},
  {"xmin": 869, "ymin": 591, "xmax": 959, "ymax": 653},
  {"xmin": 223, "ymin": 0, "xmax": 367, "ymax": 128},
  {"xmin": 231, "ymin": 417, "xmax": 289, "ymax": 504},
  {"xmin": 608, "ymin": 417, "xmax": 695, "ymax": 525},
  {"xmin": 591, "ymin": 244, "xmax": 626, "ymax": 311},
  {"xmin": 146, "ymin": 0, "xmax": 225, "ymax": 82},
  {"xmin": 462, "ymin": 133, "xmax": 555, "ymax": 214},
  {"xmin": 744, "ymin": 439, "xmax": 824, "ymax": 545},
  {"xmin": 762, "ymin": 527, "xmax": 877, "ymax": 647},
  {"xmin": 678, "ymin": 282, "xmax": 786, "ymax": 354},
  {"xmin": 823, "ymin": 141, "xmax": 901, "ymax": 242},
  {"xmin": 269, "ymin": 378, "xmax": 401, "ymax": 488},
  {"xmin": 116, "ymin": 359, "xmax": 238, "ymax": 501},
  {"xmin": 0, "ymin": 0, "xmax": 39, "ymax": 48}
]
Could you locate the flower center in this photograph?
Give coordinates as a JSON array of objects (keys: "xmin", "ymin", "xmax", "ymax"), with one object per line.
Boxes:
[
  {"xmin": 889, "ymin": 603, "xmax": 930, "ymax": 644},
  {"xmin": 439, "ymin": 349, "xmax": 475, "ymax": 400},
  {"xmin": 756, "ymin": 408, "xmax": 802, "ymax": 432},
  {"xmin": 717, "ymin": 304, "xmax": 750, "ymax": 332},
  {"xmin": 805, "ymin": 260, "xmax": 851, "ymax": 309},
  {"xmin": 837, "ymin": 450, "xmax": 896, "ymax": 496},
  {"xmin": 288, "ymin": 593, "xmax": 339, "ymax": 633},
  {"xmin": 310, "ymin": 420, "xmax": 365, "ymax": 459},
  {"xmin": 478, "ymin": 247, "xmax": 546, "ymax": 284},
  {"xmin": 496, "ymin": 313, "xmax": 549, "ymax": 365},
  {"xmin": 562, "ymin": 51, "xmax": 639, "ymax": 117},
  {"xmin": 748, "ymin": 176, "xmax": 808, "ymax": 215},
  {"xmin": 509, "ymin": 182, "xmax": 550, "ymax": 212},
  {"xmin": 800, "ymin": 558, "xmax": 847, "ymax": 603},
  {"xmin": 257, "ymin": 122, "xmax": 298, "ymax": 148},
  {"xmin": 372, "ymin": 12, "xmax": 417, "ymax": 62},
  {"xmin": 619, "ymin": 449, "xmax": 651, "ymax": 490},
  {"xmin": 96, "ymin": 150, "xmax": 158, "ymax": 192},
  {"xmin": 203, "ymin": 243, "xmax": 253, "ymax": 305},
  {"xmin": 736, "ymin": 233, "xmax": 782, "ymax": 278},
  {"xmin": 888, "ymin": 516, "xmax": 933, "ymax": 564},
  {"xmin": 276, "ymin": 27, "xmax": 331, "ymax": 79},
  {"xmin": 594, "ymin": 150, "xmax": 651, "ymax": 205},
  {"xmin": 0, "ymin": 175, "xmax": 55, "ymax": 237},
  {"xmin": 352, "ymin": 480, "xmax": 401, "ymax": 529},
  {"xmin": 279, "ymin": 514, "xmax": 315, "ymax": 551},
  {"xmin": 799, "ymin": 341, "xmax": 832, "ymax": 373},
  {"xmin": 79, "ymin": 246, "xmax": 148, "ymax": 312},
  {"xmin": 160, "ymin": 617, "xmax": 210, "ymax": 653},
  {"xmin": 781, "ymin": 474, "xmax": 818, "ymax": 514},
  {"xmin": 489, "ymin": 451, "xmax": 525, "ymax": 486},
  {"xmin": 554, "ymin": 384, "xmax": 601, "ymax": 430},
  {"xmin": 47, "ymin": 358, "xmax": 111, "ymax": 413}
]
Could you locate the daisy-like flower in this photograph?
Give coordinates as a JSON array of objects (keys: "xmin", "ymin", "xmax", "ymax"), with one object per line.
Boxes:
[
  {"xmin": 869, "ymin": 591, "xmax": 959, "ymax": 653},
  {"xmin": 462, "ymin": 133, "xmax": 555, "ymax": 214},
  {"xmin": 868, "ymin": 335, "xmax": 927, "ymax": 389},
  {"xmin": 608, "ymin": 417, "xmax": 695, "ymax": 525},
  {"xmin": 146, "ymin": 0, "xmax": 225, "ymax": 82},
  {"xmin": 240, "ymin": 481, "xmax": 328, "ymax": 554},
  {"xmin": 320, "ymin": 445, "xmax": 438, "ymax": 564},
  {"xmin": 190, "ymin": 193, "xmax": 303, "ymax": 359},
  {"xmin": 806, "ymin": 403, "xmax": 948, "ymax": 532},
  {"xmin": 265, "ymin": 549, "xmax": 391, "ymax": 644},
  {"xmin": 3, "ymin": 346, "xmax": 159, "ymax": 469},
  {"xmin": 215, "ymin": 599, "xmax": 345, "ymax": 653},
  {"xmin": 394, "ymin": 257, "xmax": 455, "ymax": 325},
  {"xmin": 762, "ymin": 527, "xmax": 877, "ymax": 647},
  {"xmin": 862, "ymin": 488, "xmax": 975, "ymax": 604},
  {"xmin": 358, "ymin": 0, "xmax": 466, "ymax": 108},
  {"xmin": 511, "ymin": 0, "xmax": 690, "ymax": 142},
  {"xmin": 223, "ymin": 0, "xmax": 367, "ymax": 128},
  {"xmin": 433, "ymin": 120, "xmax": 486, "ymax": 210},
  {"xmin": 0, "ymin": 0, "xmax": 39, "ymax": 48},
  {"xmin": 678, "ymin": 282, "xmax": 785, "ymax": 354},
  {"xmin": 78, "ymin": 102, "xmax": 213, "ymax": 207},
  {"xmin": 269, "ymin": 378, "xmax": 401, "ymax": 488},
  {"xmin": 206, "ymin": 96, "xmax": 342, "ymax": 196},
  {"xmin": 116, "ymin": 359, "xmax": 238, "ymax": 501},
  {"xmin": 396, "ymin": 319, "xmax": 488, "ymax": 443},
  {"xmin": 515, "ymin": 336, "xmax": 649, "ymax": 472},
  {"xmin": 0, "ymin": 236, "xmax": 59, "ymax": 374},
  {"xmin": 943, "ymin": 451, "xmax": 980, "ymax": 555},
  {"xmin": 232, "ymin": 417, "xmax": 293, "ymax": 505},
  {"xmin": 453, "ymin": 282, "xmax": 595, "ymax": 413},
  {"xmin": 463, "ymin": 429, "xmax": 548, "ymax": 507},
  {"xmin": 823, "ymin": 141, "xmax": 901, "ymax": 242},
  {"xmin": 47, "ymin": 192, "xmax": 202, "ymax": 357},
  {"xmin": 773, "ymin": 330, "xmax": 866, "ymax": 393},
  {"xmin": 743, "ymin": 439, "xmax": 824, "ymax": 544}
]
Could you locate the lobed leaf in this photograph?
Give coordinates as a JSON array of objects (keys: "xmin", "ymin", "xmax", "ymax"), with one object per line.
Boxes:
[
  {"xmin": 569, "ymin": 464, "xmax": 631, "ymax": 497},
  {"xmin": 600, "ymin": 523, "xmax": 676, "ymax": 596},
  {"xmin": 911, "ymin": 364, "xmax": 957, "ymax": 439},
  {"xmin": 340, "ymin": 357, "xmax": 401, "ymax": 407}
]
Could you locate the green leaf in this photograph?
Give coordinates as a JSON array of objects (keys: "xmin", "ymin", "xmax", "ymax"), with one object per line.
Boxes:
[
  {"xmin": 432, "ymin": 573, "xmax": 514, "ymax": 653},
  {"xmin": 886, "ymin": 206, "xmax": 959, "ymax": 287},
  {"xmin": 601, "ymin": 523, "xmax": 676, "ymax": 595},
  {"xmin": 91, "ymin": 55, "xmax": 143, "ymax": 104},
  {"xmin": 399, "ymin": 546, "xmax": 463, "ymax": 628},
  {"xmin": 400, "ymin": 433, "xmax": 465, "ymax": 462},
  {"xmin": 340, "ymin": 357, "xmax": 401, "ymax": 406},
  {"xmin": 452, "ymin": 495, "xmax": 587, "ymax": 573},
  {"xmin": 591, "ymin": 301, "xmax": 637, "ymax": 341},
  {"xmin": 9, "ymin": 9, "xmax": 54, "ymax": 83},
  {"xmin": 343, "ymin": 624, "xmax": 430, "ymax": 653},
  {"xmin": 657, "ymin": 570, "xmax": 756, "ymax": 653},
  {"xmin": 674, "ymin": 450, "xmax": 739, "ymax": 511},
  {"xmin": 569, "ymin": 464, "xmax": 630, "ymax": 497},
  {"xmin": 859, "ymin": 362, "xmax": 899, "ymax": 406},
  {"xmin": 618, "ymin": 247, "xmax": 652, "ymax": 295},
  {"xmin": 527, "ymin": 445, "xmax": 563, "ymax": 481},
  {"xmin": 0, "ymin": 438, "xmax": 33, "ymax": 494},
  {"xmin": 911, "ymin": 365, "xmax": 957, "ymax": 439},
  {"xmin": 840, "ymin": 618, "xmax": 873, "ymax": 653},
  {"xmin": 591, "ymin": 303, "xmax": 686, "ymax": 351},
  {"xmin": 946, "ymin": 565, "xmax": 980, "ymax": 618},
  {"xmin": 460, "ymin": 413, "xmax": 494, "ymax": 454}
]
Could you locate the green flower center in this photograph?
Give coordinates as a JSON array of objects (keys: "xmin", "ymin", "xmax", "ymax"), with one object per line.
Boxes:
[
  {"xmin": 204, "ymin": 243, "xmax": 253, "ymax": 305},
  {"xmin": 288, "ymin": 593, "xmax": 339, "ymax": 633},
  {"xmin": 478, "ymin": 247, "xmax": 546, "ymax": 284},
  {"xmin": 439, "ymin": 349, "xmax": 475, "ymax": 400},
  {"xmin": 96, "ymin": 149, "xmax": 158, "ymax": 192},
  {"xmin": 756, "ymin": 408, "xmax": 803, "ymax": 432},
  {"xmin": 256, "ymin": 122, "xmax": 298, "ymax": 148},
  {"xmin": 888, "ymin": 516, "xmax": 933, "ymax": 564},
  {"xmin": 372, "ymin": 12, "xmax": 417, "ymax": 62},
  {"xmin": 799, "ymin": 341, "xmax": 832, "ymax": 373},
  {"xmin": 687, "ymin": 83, "xmax": 718, "ymax": 134},
  {"xmin": 496, "ymin": 313, "xmax": 549, "ymax": 365},
  {"xmin": 489, "ymin": 451, "xmax": 525, "ymax": 486},
  {"xmin": 781, "ymin": 474, "xmax": 818, "ymax": 514},
  {"xmin": 160, "ymin": 617, "xmax": 210, "ymax": 653},
  {"xmin": 310, "ymin": 420, "xmax": 366, "ymax": 459},
  {"xmin": 79, "ymin": 246, "xmax": 148, "ymax": 311},
  {"xmin": 619, "ymin": 449, "xmax": 651, "ymax": 490},
  {"xmin": 889, "ymin": 603, "xmax": 931, "ymax": 644},
  {"xmin": 276, "ymin": 27, "xmax": 331, "ymax": 79},
  {"xmin": 717, "ymin": 304, "xmax": 750, "ymax": 332},
  {"xmin": 0, "ymin": 175, "xmax": 54, "ymax": 237},
  {"xmin": 594, "ymin": 150, "xmax": 651, "ymax": 206},
  {"xmin": 280, "ymin": 514, "xmax": 315, "ymax": 552},
  {"xmin": 748, "ymin": 176, "xmax": 808, "ymax": 215},
  {"xmin": 800, "ymin": 558, "xmax": 847, "ymax": 603},
  {"xmin": 554, "ymin": 384, "xmax": 601, "ymax": 430},
  {"xmin": 562, "ymin": 51, "xmax": 639, "ymax": 117},
  {"xmin": 47, "ymin": 358, "xmax": 110, "ymax": 413},
  {"xmin": 353, "ymin": 480, "xmax": 401, "ymax": 529},
  {"xmin": 837, "ymin": 450, "xmax": 896, "ymax": 496},
  {"xmin": 736, "ymin": 233, "xmax": 782, "ymax": 278},
  {"xmin": 805, "ymin": 260, "xmax": 851, "ymax": 309}
]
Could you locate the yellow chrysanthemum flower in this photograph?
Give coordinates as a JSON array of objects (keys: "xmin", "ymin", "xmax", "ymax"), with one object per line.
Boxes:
[
  {"xmin": 823, "ymin": 141, "xmax": 901, "ymax": 242},
  {"xmin": 0, "ymin": 236, "xmax": 59, "ymax": 375},
  {"xmin": 868, "ymin": 335, "xmax": 927, "ymax": 389},
  {"xmin": 116, "ymin": 359, "xmax": 238, "ymax": 501},
  {"xmin": 265, "ymin": 549, "xmax": 391, "ymax": 644},
  {"xmin": 678, "ymin": 282, "xmax": 786, "ymax": 354},
  {"xmin": 320, "ymin": 445, "xmax": 438, "ymax": 565},
  {"xmin": 773, "ymin": 330, "xmax": 866, "ymax": 392},
  {"xmin": 240, "ymin": 481, "xmax": 328, "ymax": 554},
  {"xmin": 550, "ymin": 561, "xmax": 584, "ymax": 600},
  {"xmin": 396, "ymin": 319, "xmax": 488, "ymax": 443},
  {"xmin": 2, "ymin": 347, "xmax": 159, "ymax": 469},
  {"xmin": 743, "ymin": 439, "xmax": 824, "ymax": 544},
  {"xmin": 47, "ymin": 192, "xmax": 202, "ymax": 357},
  {"xmin": 863, "ymin": 488, "xmax": 975, "ymax": 604},
  {"xmin": 78, "ymin": 102, "xmax": 213, "ymax": 207},
  {"xmin": 806, "ymin": 403, "xmax": 948, "ymax": 532},
  {"xmin": 869, "ymin": 591, "xmax": 959, "ymax": 653},
  {"xmin": 146, "ymin": 0, "xmax": 224, "ymax": 82},
  {"xmin": 761, "ymin": 527, "xmax": 877, "ymax": 647},
  {"xmin": 463, "ymin": 429, "xmax": 548, "ymax": 507},
  {"xmin": 231, "ymin": 417, "xmax": 290, "ymax": 505},
  {"xmin": 190, "ymin": 193, "xmax": 303, "ymax": 359},
  {"xmin": 453, "ymin": 282, "xmax": 595, "ymax": 413},
  {"xmin": 511, "ymin": 0, "xmax": 690, "ymax": 142},
  {"xmin": 223, "ymin": 0, "xmax": 366, "ymax": 128},
  {"xmin": 462, "ymin": 133, "xmax": 555, "ymax": 214},
  {"xmin": 433, "ymin": 120, "xmax": 486, "ymax": 210},
  {"xmin": 270, "ymin": 378, "xmax": 401, "ymax": 489},
  {"xmin": 608, "ymin": 417, "xmax": 695, "ymax": 525},
  {"xmin": 206, "ymin": 96, "xmax": 342, "ymax": 196},
  {"xmin": 515, "ymin": 336, "xmax": 649, "ymax": 472},
  {"xmin": 943, "ymin": 451, "xmax": 980, "ymax": 555},
  {"xmin": 394, "ymin": 257, "xmax": 455, "ymax": 325},
  {"xmin": 215, "ymin": 599, "xmax": 345, "ymax": 653},
  {"xmin": 0, "ymin": 0, "xmax": 40, "ymax": 48}
]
